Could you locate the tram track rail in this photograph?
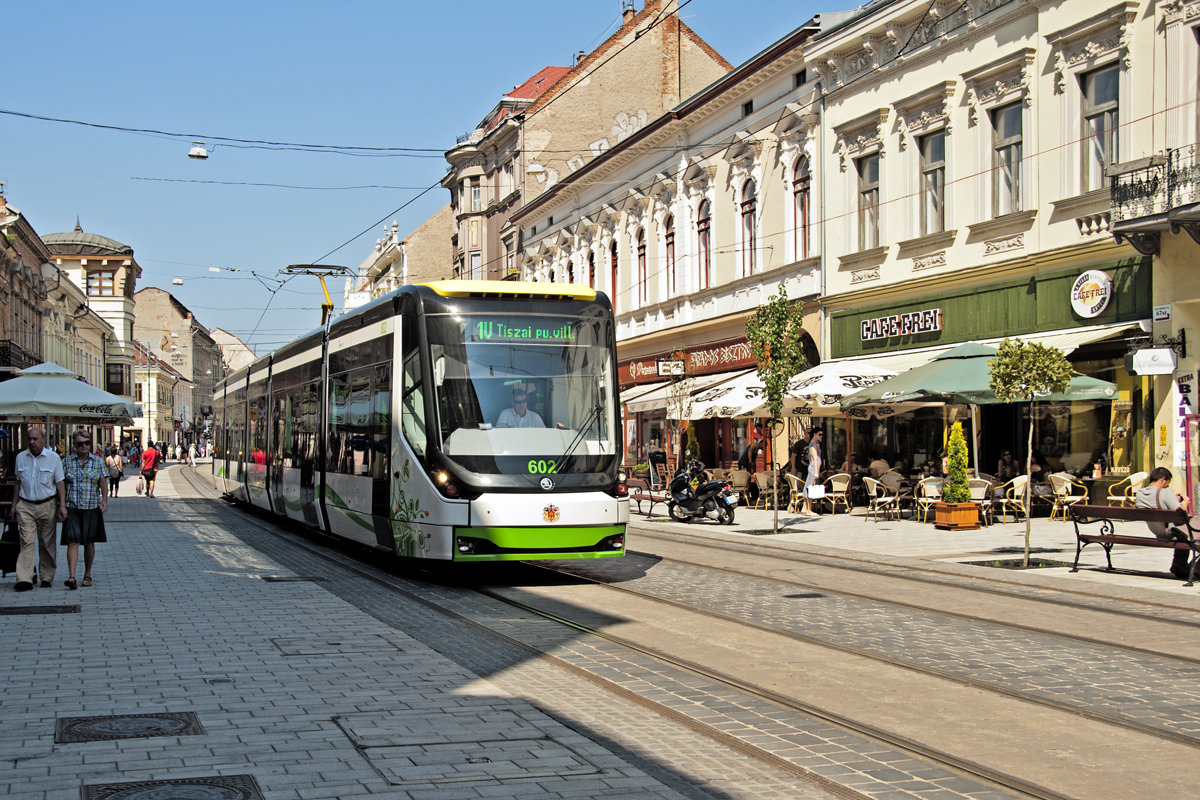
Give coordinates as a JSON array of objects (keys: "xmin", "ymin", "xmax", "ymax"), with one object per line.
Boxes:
[{"xmin": 173, "ymin": 466, "xmax": 1112, "ymax": 799}]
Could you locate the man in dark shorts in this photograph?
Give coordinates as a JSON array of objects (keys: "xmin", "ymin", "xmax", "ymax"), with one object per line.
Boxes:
[{"xmin": 141, "ymin": 439, "xmax": 163, "ymax": 498}]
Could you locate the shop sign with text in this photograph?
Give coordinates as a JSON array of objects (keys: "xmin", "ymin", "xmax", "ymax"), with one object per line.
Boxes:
[{"xmin": 861, "ymin": 308, "xmax": 943, "ymax": 342}]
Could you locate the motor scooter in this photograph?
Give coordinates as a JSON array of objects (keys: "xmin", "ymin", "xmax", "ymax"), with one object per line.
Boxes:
[{"xmin": 667, "ymin": 460, "xmax": 737, "ymax": 524}]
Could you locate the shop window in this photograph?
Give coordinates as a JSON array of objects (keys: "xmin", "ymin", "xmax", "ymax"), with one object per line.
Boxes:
[
  {"xmin": 1081, "ymin": 64, "xmax": 1119, "ymax": 192},
  {"xmin": 856, "ymin": 154, "xmax": 880, "ymax": 250},
  {"xmin": 919, "ymin": 131, "xmax": 946, "ymax": 235},
  {"xmin": 991, "ymin": 103, "xmax": 1023, "ymax": 217}
]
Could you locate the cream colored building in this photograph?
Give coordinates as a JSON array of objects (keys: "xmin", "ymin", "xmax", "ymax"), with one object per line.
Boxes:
[
  {"xmin": 514, "ymin": 18, "xmax": 831, "ymax": 467},
  {"xmin": 131, "ymin": 339, "xmax": 184, "ymax": 448},
  {"xmin": 1106, "ymin": 0, "xmax": 1200, "ymax": 494},
  {"xmin": 343, "ymin": 205, "xmax": 455, "ymax": 309},
  {"xmin": 211, "ymin": 328, "xmax": 256, "ymax": 375}
]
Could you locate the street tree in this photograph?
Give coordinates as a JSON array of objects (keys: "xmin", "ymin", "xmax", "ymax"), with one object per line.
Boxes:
[
  {"xmin": 745, "ymin": 284, "xmax": 808, "ymax": 533},
  {"xmin": 988, "ymin": 338, "xmax": 1073, "ymax": 565}
]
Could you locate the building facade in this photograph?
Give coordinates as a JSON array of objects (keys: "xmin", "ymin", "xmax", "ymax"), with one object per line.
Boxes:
[
  {"xmin": 211, "ymin": 328, "xmax": 256, "ymax": 375},
  {"xmin": 132, "ymin": 287, "xmax": 223, "ymax": 445},
  {"xmin": 443, "ymin": 0, "xmax": 731, "ymax": 284},
  {"xmin": 131, "ymin": 339, "xmax": 183, "ymax": 449},
  {"xmin": 0, "ymin": 195, "xmax": 48, "ymax": 379},
  {"xmin": 343, "ymin": 206, "xmax": 455, "ymax": 309},
  {"xmin": 41, "ymin": 222, "xmax": 139, "ymax": 407}
]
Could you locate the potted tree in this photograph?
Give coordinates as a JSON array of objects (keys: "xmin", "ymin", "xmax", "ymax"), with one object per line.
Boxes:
[{"xmin": 934, "ymin": 421, "xmax": 978, "ymax": 530}]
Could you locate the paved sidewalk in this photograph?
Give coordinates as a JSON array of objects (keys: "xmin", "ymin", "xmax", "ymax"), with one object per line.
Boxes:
[
  {"xmin": 629, "ymin": 499, "xmax": 1200, "ymax": 601},
  {"xmin": 0, "ymin": 466, "xmax": 702, "ymax": 800}
]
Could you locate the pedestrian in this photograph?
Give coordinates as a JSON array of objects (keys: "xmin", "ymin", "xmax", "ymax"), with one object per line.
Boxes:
[
  {"xmin": 801, "ymin": 429, "xmax": 824, "ymax": 518},
  {"xmin": 1135, "ymin": 467, "xmax": 1195, "ymax": 580},
  {"xmin": 141, "ymin": 439, "xmax": 163, "ymax": 498},
  {"xmin": 104, "ymin": 446, "xmax": 124, "ymax": 497},
  {"xmin": 61, "ymin": 430, "xmax": 108, "ymax": 589},
  {"xmin": 12, "ymin": 426, "xmax": 66, "ymax": 592},
  {"xmin": 188, "ymin": 442, "xmax": 197, "ymax": 466}
]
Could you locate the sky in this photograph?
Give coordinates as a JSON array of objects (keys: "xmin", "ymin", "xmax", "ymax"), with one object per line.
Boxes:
[{"xmin": 3, "ymin": 0, "xmax": 828, "ymax": 355}]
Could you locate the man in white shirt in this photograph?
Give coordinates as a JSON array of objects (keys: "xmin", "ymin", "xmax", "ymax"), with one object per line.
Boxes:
[
  {"xmin": 13, "ymin": 427, "xmax": 66, "ymax": 591},
  {"xmin": 1135, "ymin": 467, "xmax": 1196, "ymax": 580},
  {"xmin": 495, "ymin": 391, "xmax": 562, "ymax": 429}
]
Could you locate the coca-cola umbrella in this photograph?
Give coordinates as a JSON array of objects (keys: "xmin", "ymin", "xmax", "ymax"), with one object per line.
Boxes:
[{"xmin": 0, "ymin": 362, "xmax": 141, "ymax": 426}]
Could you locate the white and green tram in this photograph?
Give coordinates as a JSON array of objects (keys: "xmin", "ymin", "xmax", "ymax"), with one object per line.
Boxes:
[{"xmin": 212, "ymin": 280, "xmax": 627, "ymax": 561}]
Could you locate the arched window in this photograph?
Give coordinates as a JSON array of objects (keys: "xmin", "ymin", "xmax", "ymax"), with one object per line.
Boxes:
[
  {"xmin": 588, "ymin": 250, "xmax": 596, "ymax": 289},
  {"xmin": 793, "ymin": 157, "xmax": 810, "ymax": 260},
  {"xmin": 741, "ymin": 180, "xmax": 757, "ymax": 277},
  {"xmin": 696, "ymin": 200, "xmax": 711, "ymax": 290},
  {"xmin": 664, "ymin": 215, "xmax": 676, "ymax": 296},
  {"xmin": 610, "ymin": 240, "xmax": 619, "ymax": 314},
  {"xmin": 636, "ymin": 228, "xmax": 647, "ymax": 306}
]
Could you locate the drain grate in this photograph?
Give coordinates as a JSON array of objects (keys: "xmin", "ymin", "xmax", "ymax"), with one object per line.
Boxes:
[
  {"xmin": 83, "ymin": 774, "xmax": 263, "ymax": 799},
  {"xmin": 272, "ymin": 633, "xmax": 399, "ymax": 656},
  {"xmin": 56, "ymin": 712, "xmax": 205, "ymax": 743},
  {"xmin": 261, "ymin": 575, "xmax": 327, "ymax": 582},
  {"xmin": 0, "ymin": 605, "xmax": 80, "ymax": 615},
  {"xmin": 335, "ymin": 708, "xmax": 602, "ymax": 787}
]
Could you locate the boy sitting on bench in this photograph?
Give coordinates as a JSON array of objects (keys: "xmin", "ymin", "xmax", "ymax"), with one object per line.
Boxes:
[{"xmin": 1135, "ymin": 467, "xmax": 1193, "ymax": 580}]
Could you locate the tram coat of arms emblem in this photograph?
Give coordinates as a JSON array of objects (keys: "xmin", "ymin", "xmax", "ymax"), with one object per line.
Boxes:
[{"xmin": 542, "ymin": 505, "xmax": 561, "ymax": 523}]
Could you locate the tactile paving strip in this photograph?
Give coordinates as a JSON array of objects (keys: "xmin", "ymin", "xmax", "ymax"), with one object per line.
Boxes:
[{"xmin": 56, "ymin": 711, "xmax": 205, "ymax": 743}]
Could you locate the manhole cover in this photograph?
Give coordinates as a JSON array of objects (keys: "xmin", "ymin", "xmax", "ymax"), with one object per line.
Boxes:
[
  {"xmin": 0, "ymin": 605, "xmax": 80, "ymax": 615},
  {"xmin": 83, "ymin": 774, "xmax": 262, "ymax": 800},
  {"xmin": 57, "ymin": 712, "xmax": 205, "ymax": 743}
]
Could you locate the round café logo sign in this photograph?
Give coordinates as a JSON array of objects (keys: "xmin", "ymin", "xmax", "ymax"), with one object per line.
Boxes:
[{"xmin": 1070, "ymin": 270, "xmax": 1112, "ymax": 318}]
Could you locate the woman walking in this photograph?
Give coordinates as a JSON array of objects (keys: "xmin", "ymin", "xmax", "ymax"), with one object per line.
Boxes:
[
  {"xmin": 104, "ymin": 446, "xmax": 124, "ymax": 497},
  {"xmin": 61, "ymin": 430, "xmax": 108, "ymax": 589}
]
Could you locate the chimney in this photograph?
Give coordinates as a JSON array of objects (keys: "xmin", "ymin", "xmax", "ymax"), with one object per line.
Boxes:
[
  {"xmin": 574, "ymin": 50, "xmax": 587, "ymax": 65},
  {"xmin": 622, "ymin": 0, "xmax": 636, "ymax": 24}
]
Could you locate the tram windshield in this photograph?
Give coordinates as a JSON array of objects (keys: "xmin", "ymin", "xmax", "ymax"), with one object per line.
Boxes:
[{"xmin": 427, "ymin": 312, "xmax": 618, "ymax": 478}]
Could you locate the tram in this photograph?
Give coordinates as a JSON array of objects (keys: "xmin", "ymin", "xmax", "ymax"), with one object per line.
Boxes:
[{"xmin": 212, "ymin": 280, "xmax": 627, "ymax": 561}]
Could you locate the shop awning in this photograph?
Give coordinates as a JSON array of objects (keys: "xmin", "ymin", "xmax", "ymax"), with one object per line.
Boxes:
[
  {"xmin": 620, "ymin": 381, "xmax": 668, "ymax": 406},
  {"xmin": 832, "ymin": 322, "xmax": 1143, "ymax": 374},
  {"xmin": 625, "ymin": 370, "xmax": 754, "ymax": 415}
]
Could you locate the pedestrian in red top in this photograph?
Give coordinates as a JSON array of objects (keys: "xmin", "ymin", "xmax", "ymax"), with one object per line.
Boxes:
[{"xmin": 141, "ymin": 439, "xmax": 162, "ymax": 498}]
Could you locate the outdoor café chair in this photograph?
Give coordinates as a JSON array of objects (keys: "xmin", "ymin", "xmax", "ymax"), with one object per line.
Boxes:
[
  {"xmin": 784, "ymin": 473, "xmax": 804, "ymax": 513},
  {"xmin": 1106, "ymin": 471, "xmax": 1148, "ymax": 507},
  {"xmin": 967, "ymin": 477, "xmax": 994, "ymax": 525},
  {"xmin": 727, "ymin": 469, "xmax": 752, "ymax": 507},
  {"xmin": 754, "ymin": 472, "xmax": 784, "ymax": 510},
  {"xmin": 879, "ymin": 470, "xmax": 913, "ymax": 516},
  {"xmin": 914, "ymin": 477, "xmax": 943, "ymax": 523},
  {"xmin": 994, "ymin": 475, "xmax": 1028, "ymax": 523},
  {"xmin": 863, "ymin": 477, "xmax": 900, "ymax": 522},
  {"xmin": 1048, "ymin": 473, "xmax": 1088, "ymax": 520},
  {"xmin": 823, "ymin": 472, "xmax": 852, "ymax": 515}
]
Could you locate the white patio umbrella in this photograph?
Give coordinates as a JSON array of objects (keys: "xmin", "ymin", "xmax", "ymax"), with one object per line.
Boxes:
[
  {"xmin": 0, "ymin": 362, "xmax": 142, "ymax": 425},
  {"xmin": 781, "ymin": 360, "xmax": 898, "ymax": 414},
  {"xmin": 678, "ymin": 370, "xmax": 767, "ymax": 420}
]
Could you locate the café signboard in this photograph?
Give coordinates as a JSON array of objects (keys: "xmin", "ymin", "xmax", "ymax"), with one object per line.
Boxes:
[{"xmin": 860, "ymin": 308, "xmax": 943, "ymax": 342}]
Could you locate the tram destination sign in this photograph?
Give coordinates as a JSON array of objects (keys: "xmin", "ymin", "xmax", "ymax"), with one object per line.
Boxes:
[
  {"xmin": 473, "ymin": 318, "xmax": 577, "ymax": 343},
  {"xmin": 861, "ymin": 308, "xmax": 943, "ymax": 342}
]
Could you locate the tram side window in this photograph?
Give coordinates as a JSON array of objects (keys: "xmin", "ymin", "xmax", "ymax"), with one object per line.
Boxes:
[
  {"xmin": 401, "ymin": 348, "xmax": 427, "ymax": 461},
  {"xmin": 329, "ymin": 367, "xmax": 389, "ymax": 477}
]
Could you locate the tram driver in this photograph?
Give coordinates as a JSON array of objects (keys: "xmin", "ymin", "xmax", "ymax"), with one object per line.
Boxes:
[{"xmin": 495, "ymin": 390, "xmax": 564, "ymax": 429}]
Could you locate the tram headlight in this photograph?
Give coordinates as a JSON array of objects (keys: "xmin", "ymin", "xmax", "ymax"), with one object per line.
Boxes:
[{"xmin": 433, "ymin": 469, "xmax": 461, "ymax": 498}]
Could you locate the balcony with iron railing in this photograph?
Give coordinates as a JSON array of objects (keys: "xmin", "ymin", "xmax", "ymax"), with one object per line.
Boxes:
[{"xmin": 1109, "ymin": 143, "xmax": 1200, "ymax": 255}]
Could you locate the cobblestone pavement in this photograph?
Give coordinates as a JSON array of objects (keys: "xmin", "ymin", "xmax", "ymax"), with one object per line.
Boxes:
[
  {"xmin": 548, "ymin": 553, "xmax": 1200, "ymax": 742},
  {"xmin": 3, "ymin": 465, "xmax": 800, "ymax": 800}
]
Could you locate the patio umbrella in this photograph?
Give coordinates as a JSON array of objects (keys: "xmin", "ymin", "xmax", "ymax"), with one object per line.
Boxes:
[
  {"xmin": 841, "ymin": 342, "xmax": 1118, "ymax": 473},
  {"xmin": 0, "ymin": 362, "xmax": 142, "ymax": 425},
  {"xmin": 780, "ymin": 359, "xmax": 898, "ymax": 415}
]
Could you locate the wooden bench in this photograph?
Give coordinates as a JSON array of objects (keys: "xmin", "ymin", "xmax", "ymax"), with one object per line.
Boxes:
[
  {"xmin": 627, "ymin": 477, "xmax": 670, "ymax": 516},
  {"xmin": 1069, "ymin": 503, "xmax": 1199, "ymax": 586}
]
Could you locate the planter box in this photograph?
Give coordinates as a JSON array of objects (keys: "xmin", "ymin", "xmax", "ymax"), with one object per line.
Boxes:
[{"xmin": 933, "ymin": 501, "xmax": 980, "ymax": 531}]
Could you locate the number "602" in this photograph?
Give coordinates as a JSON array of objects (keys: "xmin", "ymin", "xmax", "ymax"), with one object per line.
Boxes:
[{"xmin": 528, "ymin": 460, "xmax": 557, "ymax": 474}]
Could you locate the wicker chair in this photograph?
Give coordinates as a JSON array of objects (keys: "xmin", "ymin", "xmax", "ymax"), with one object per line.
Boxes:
[
  {"xmin": 914, "ymin": 477, "xmax": 943, "ymax": 523},
  {"xmin": 823, "ymin": 473, "xmax": 853, "ymax": 515},
  {"xmin": 1049, "ymin": 473, "xmax": 1088, "ymax": 520},
  {"xmin": 863, "ymin": 477, "xmax": 900, "ymax": 522},
  {"xmin": 784, "ymin": 473, "xmax": 804, "ymax": 513},
  {"xmin": 968, "ymin": 478, "xmax": 994, "ymax": 526},
  {"xmin": 753, "ymin": 472, "xmax": 784, "ymax": 510},
  {"xmin": 1106, "ymin": 471, "xmax": 1149, "ymax": 507},
  {"xmin": 727, "ymin": 470, "xmax": 752, "ymax": 507},
  {"xmin": 994, "ymin": 475, "xmax": 1029, "ymax": 523}
]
